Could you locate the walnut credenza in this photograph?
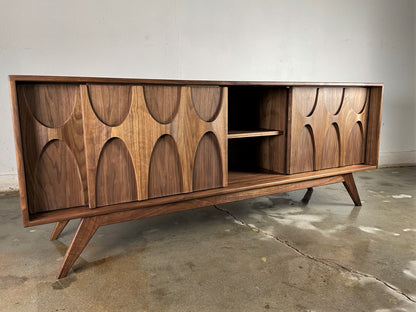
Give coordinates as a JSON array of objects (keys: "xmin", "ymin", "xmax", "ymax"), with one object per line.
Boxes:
[{"xmin": 9, "ymin": 76, "xmax": 383, "ymax": 278}]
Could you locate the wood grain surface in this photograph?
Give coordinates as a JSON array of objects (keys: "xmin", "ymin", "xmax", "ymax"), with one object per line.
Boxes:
[
  {"xmin": 288, "ymin": 87, "xmax": 372, "ymax": 173},
  {"xmin": 320, "ymin": 124, "xmax": 340, "ymax": 169},
  {"xmin": 193, "ymin": 132, "xmax": 223, "ymax": 191},
  {"xmin": 148, "ymin": 135, "xmax": 183, "ymax": 198},
  {"xmin": 82, "ymin": 84, "xmax": 227, "ymax": 207},
  {"xmin": 96, "ymin": 138, "xmax": 138, "ymax": 206},
  {"xmin": 16, "ymin": 83, "xmax": 88, "ymax": 214},
  {"xmin": 87, "ymin": 84, "xmax": 132, "ymax": 126},
  {"xmin": 191, "ymin": 86, "xmax": 222, "ymax": 121},
  {"xmin": 10, "ymin": 76, "xmax": 383, "ymax": 230},
  {"xmin": 143, "ymin": 85, "xmax": 181, "ymax": 124}
]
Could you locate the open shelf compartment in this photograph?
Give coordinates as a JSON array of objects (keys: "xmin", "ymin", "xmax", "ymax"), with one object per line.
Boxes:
[{"xmin": 227, "ymin": 86, "xmax": 289, "ymax": 174}]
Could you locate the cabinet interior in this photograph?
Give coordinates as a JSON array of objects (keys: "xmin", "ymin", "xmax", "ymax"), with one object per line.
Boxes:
[{"xmin": 227, "ymin": 86, "xmax": 288, "ymax": 174}]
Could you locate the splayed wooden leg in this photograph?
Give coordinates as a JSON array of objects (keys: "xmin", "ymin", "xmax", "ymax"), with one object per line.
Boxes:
[
  {"xmin": 50, "ymin": 220, "xmax": 70, "ymax": 240},
  {"xmin": 342, "ymin": 173, "xmax": 361, "ymax": 206},
  {"xmin": 301, "ymin": 187, "xmax": 314, "ymax": 204},
  {"xmin": 57, "ymin": 217, "xmax": 99, "ymax": 279}
]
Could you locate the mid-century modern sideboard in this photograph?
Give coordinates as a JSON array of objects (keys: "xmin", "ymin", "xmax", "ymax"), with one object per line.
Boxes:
[{"xmin": 9, "ymin": 75, "xmax": 383, "ymax": 279}]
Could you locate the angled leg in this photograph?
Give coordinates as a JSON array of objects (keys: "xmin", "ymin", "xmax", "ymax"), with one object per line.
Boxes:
[
  {"xmin": 342, "ymin": 173, "xmax": 361, "ymax": 206},
  {"xmin": 57, "ymin": 217, "xmax": 100, "ymax": 279},
  {"xmin": 301, "ymin": 187, "xmax": 314, "ymax": 204},
  {"xmin": 50, "ymin": 220, "xmax": 70, "ymax": 240}
]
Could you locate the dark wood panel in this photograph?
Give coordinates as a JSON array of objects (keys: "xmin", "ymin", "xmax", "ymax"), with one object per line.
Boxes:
[
  {"xmin": 148, "ymin": 135, "xmax": 183, "ymax": 198},
  {"xmin": 87, "ymin": 84, "xmax": 131, "ymax": 126},
  {"xmin": 365, "ymin": 87, "xmax": 384, "ymax": 166},
  {"xmin": 193, "ymin": 132, "xmax": 223, "ymax": 191},
  {"xmin": 96, "ymin": 138, "xmax": 138, "ymax": 206},
  {"xmin": 290, "ymin": 126, "xmax": 315, "ymax": 173},
  {"xmin": 321, "ymin": 88, "xmax": 344, "ymax": 115},
  {"xmin": 289, "ymin": 87, "xmax": 370, "ymax": 173},
  {"xmin": 321, "ymin": 124, "xmax": 340, "ymax": 169},
  {"xmin": 32, "ymin": 140, "xmax": 84, "ymax": 213},
  {"xmin": 345, "ymin": 122, "xmax": 365, "ymax": 165},
  {"xmin": 348, "ymin": 87, "xmax": 369, "ymax": 113},
  {"xmin": 17, "ymin": 83, "xmax": 78, "ymax": 128},
  {"xmin": 191, "ymin": 86, "xmax": 222, "ymax": 121},
  {"xmin": 143, "ymin": 85, "xmax": 181, "ymax": 124},
  {"xmin": 82, "ymin": 85, "xmax": 227, "ymax": 206},
  {"xmin": 292, "ymin": 87, "xmax": 317, "ymax": 117},
  {"xmin": 16, "ymin": 83, "xmax": 88, "ymax": 215}
]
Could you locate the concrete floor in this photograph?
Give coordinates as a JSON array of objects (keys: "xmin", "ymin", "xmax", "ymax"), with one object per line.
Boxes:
[{"xmin": 1, "ymin": 167, "xmax": 415, "ymax": 312}]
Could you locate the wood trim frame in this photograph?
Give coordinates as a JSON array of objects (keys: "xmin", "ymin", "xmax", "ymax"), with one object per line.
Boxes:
[
  {"xmin": 9, "ymin": 75, "xmax": 384, "ymax": 87},
  {"xmin": 27, "ymin": 164, "xmax": 374, "ymax": 227},
  {"xmin": 9, "ymin": 75, "xmax": 383, "ymax": 278},
  {"xmin": 56, "ymin": 172, "xmax": 360, "ymax": 279}
]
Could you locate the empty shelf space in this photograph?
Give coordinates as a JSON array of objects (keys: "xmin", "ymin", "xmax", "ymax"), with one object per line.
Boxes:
[{"xmin": 228, "ymin": 130, "xmax": 283, "ymax": 139}]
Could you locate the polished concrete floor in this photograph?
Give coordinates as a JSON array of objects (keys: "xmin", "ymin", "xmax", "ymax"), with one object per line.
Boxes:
[{"xmin": 1, "ymin": 167, "xmax": 415, "ymax": 312}]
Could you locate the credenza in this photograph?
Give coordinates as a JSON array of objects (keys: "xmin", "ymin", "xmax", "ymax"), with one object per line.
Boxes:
[{"xmin": 9, "ymin": 76, "xmax": 383, "ymax": 279}]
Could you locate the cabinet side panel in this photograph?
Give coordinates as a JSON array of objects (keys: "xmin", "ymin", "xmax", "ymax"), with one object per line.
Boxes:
[
  {"xmin": 258, "ymin": 88, "xmax": 288, "ymax": 173},
  {"xmin": 9, "ymin": 80, "xmax": 30, "ymax": 226},
  {"xmin": 16, "ymin": 83, "xmax": 87, "ymax": 214},
  {"xmin": 365, "ymin": 87, "xmax": 384, "ymax": 166}
]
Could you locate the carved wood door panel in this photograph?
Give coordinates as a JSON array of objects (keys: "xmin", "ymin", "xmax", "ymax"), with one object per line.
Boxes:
[
  {"xmin": 81, "ymin": 84, "xmax": 228, "ymax": 208},
  {"xmin": 288, "ymin": 87, "xmax": 370, "ymax": 174}
]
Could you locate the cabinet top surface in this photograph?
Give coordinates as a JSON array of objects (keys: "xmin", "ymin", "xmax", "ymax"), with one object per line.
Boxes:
[{"xmin": 9, "ymin": 75, "xmax": 384, "ymax": 87}]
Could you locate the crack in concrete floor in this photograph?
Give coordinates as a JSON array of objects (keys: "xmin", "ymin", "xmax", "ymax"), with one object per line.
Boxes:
[{"xmin": 213, "ymin": 204, "xmax": 416, "ymax": 304}]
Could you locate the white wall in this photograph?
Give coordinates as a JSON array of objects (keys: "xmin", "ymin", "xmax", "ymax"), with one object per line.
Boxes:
[{"xmin": 0, "ymin": 0, "xmax": 415, "ymax": 190}]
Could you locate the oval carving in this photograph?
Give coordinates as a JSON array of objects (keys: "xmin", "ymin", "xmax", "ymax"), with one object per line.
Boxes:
[
  {"xmin": 96, "ymin": 138, "xmax": 138, "ymax": 206},
  {"xmin": 293, "ymin": 87, "xmax": 318, "ymax": 117},
  {"xmin": 191, "ymin": 86, "xmax": 222, "ymax": 122},
  {"xmin": 345, "ymin": 122, "xmax": 364, "ymax": 165},
  {"xmin": 346, "ymin": 88, "xmax": 368, "ymax": 114},
  {"xmin": 321, "ymin": 88, "xmax": 344, "ymax": 115},
  {"xmin": 144, "ymin": 85, "xmax": 181, "ymax": 124},
  {"xmin": 321, "ymin": 124, "xmax": 340, "ymax": 169},
  {"xmin": 193, "ymin": 132, "xmax": 223, "ymax": 191},
  {"xmin": 20, "ymin": 83, "xmax": 78, "ymax": 128},
  {"xmin": 32, "ymin": 140, "xmax": 84, "ymax": 213},
  {"xmin": 88, "ymin": 84, "xmax": 132, "ymax": 127},
  {"xmin": 291, "ymin": 126, "xmax": 314, "ymax": 173},
  {"xmin": 148, "ymin": 135, "xmax": 183, "ymax": 198}
]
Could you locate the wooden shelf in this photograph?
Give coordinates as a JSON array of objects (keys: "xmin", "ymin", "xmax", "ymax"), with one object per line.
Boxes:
[{"xmin": 228, "ymin": 130, "xmax": 283, "ymax": 139}]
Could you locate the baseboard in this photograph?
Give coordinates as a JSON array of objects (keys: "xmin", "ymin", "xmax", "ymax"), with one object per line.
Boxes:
[
  {"xmin": 378, "ymin": 151, "xmax": 416, "ymax": 167},
  {"xmin": 0, "ymin": 174, "xmax": 19, "ymax": 193}
]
